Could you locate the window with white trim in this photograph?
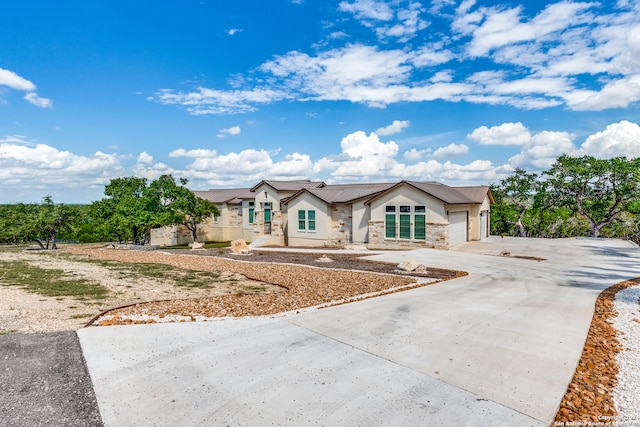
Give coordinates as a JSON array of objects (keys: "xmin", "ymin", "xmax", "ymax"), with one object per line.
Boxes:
[
  {"xmin": 384, "ymin": 204, "xmax": 426, "ymax": 240},
  {"xmin": 297, "ymin": 209, "xmax": 316, "ymax": 231}
]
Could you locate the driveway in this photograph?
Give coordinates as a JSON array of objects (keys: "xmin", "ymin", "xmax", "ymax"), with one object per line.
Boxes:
[{"xmin": 77, "ymin": 237, "xmax": 640, "ymax": 426}]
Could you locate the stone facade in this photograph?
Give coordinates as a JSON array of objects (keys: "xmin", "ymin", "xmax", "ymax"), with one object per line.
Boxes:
[
  {"xmin": 329, "ymin": 204, "xmax": 352, "ymax": 244},
  {"xmin": 367, "ymin": 221, "xmax": 449, "ymax": 249},
  {"xmin": 150, "ymin": 224, "xmax": 193, "ymax": 247}
]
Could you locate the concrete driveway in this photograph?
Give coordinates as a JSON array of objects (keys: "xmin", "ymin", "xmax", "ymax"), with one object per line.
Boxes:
[{"xmin": 77, "ymin": 237, "xmax": 640, "ymax": 426}]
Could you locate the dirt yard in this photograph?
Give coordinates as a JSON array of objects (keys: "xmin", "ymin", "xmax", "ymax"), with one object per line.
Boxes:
[{"xmin": 0, "ymin": 246, "xmax": 463, "ymax": 333}]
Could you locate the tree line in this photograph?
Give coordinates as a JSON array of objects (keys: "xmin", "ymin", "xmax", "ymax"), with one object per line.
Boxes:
[
  {"xmin": 491, "ymin": 155, "xmax": 640, "ymax": 244},
  {"xmin": 0, "ymin": 175, "xmax": 218, "ymax": 248},
  {"xmin": 1, "ymin": 155, "xmax": 639, "ymax": 248}
]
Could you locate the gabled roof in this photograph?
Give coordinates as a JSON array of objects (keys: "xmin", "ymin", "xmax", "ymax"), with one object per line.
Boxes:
[
  {"xmin": 250, "ymin": 180, "xmax": 325, "ymax": 192},
  {"xmin": 284, "ymin": 183, "xmax": 395, "ymax": 205},
  {"xmin": 364, "ymin": 181, "xmax": 489, "ymax": 205},
  {"xmin": 454, "ymin": 186, "xmax": 494, "ymax": 204},
  {"xmin": 194, "ymin": 188, "xmax": 253, "ymax": 205}
]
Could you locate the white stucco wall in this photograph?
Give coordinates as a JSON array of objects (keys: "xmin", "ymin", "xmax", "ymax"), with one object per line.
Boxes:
[
  {"xmin": 286, "ymin": 193, "xmax": 330, "ymax": 247},
  {"xmin": 369, "ymin": 184, "xmax": 448, "ymax": 224}
]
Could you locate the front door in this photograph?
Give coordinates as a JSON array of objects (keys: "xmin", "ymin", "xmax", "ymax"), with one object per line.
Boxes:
[{"xmin": 263, "ymin": 204, "xmax": 272, "ymax": 235}]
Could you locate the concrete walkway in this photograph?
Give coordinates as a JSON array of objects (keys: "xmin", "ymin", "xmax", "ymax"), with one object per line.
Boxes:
[{"xmin": 77, "ymin": 237, "xmax": 640, "ymax": 426}]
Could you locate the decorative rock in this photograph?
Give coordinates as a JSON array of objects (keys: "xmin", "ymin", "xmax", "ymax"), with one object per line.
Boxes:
[
  {"xmin": 398, "ymin": 260, "xmax": 420, "ymax": 272},
  {"xmin": 316, "ymin": 254, "xmax": 334, "ymax": 263},
  {"xmin": 231, "ymin": 239, "xmax": 251, "ymax": 254},
  {"xmin": 191, "ymin": 241, "xmax": 204, "ymax": 250}
]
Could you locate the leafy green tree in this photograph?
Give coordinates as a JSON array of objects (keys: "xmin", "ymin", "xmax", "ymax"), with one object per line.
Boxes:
[
  {"xmin": 93, "ymin": 177, "xmax": 155, "ymax": 244},
  {"xmin": 544, "ymin": 155, "xmax": 640, "ymax": 237},
  {"xmin": 492, "ymin": 168, "xmax": 539, "ymax": 237},
  {"xmin": 148, "ymin": 175, "xmax": 219, "ymax": 242},
  {"xmin": 90, "ymin": 175, "xmax": 218, "ymax": 245}
]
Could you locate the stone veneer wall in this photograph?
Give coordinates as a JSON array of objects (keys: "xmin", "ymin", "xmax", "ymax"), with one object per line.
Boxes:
[
  {"xmin": 252, "ymin": 210, "xmax": 285, "ymax": 246},
  {"xmin": 151, "ymin": 225, "xmax": 192, "ymax": 247},
  {"xmin": 228, "ymin": 207, "xmax": 242, "ymax": 228},
  {"xmin": 329, "ymin": 205, "xmax": 352, "ymax": 244},
  {"xmin": 368, "ymin": 221, "xmax": 449, "ymax": 249}
]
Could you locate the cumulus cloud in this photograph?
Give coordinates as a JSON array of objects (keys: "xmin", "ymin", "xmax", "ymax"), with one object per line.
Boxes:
[
  {"xmin": 580, "ymin": 120, "xmax": 640, "ymax": 158},
  {"xmin": 509, "ymin": 130, "xmax": 577, "ymax": 169},
  {"xmin": 217, "ymin": 125, "xmax": 242, "ymax": 138},
  {"xmin": 403, "ymin": 148, "xmax": 432, "ymax": 161},
  {"xmin": 0, "ymin": 136, "xmax": 123, "ymax": 202},
  {"xmin": 467, "ymin": 122, "xmax": 531, "ymax": 146},
  {"xmin": 432, "ymin": 143, "xmax": 469, "ymax": 158},
  {"xmin": 137, "ymin": 152, "xmax": 154, "ymax": 164},
  {"xmin": 375, "ymin": 119, "xmax": 409, "ymax": 136}
]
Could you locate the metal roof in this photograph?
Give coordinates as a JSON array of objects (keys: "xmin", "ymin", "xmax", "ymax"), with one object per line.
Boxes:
[
  {"xmin": 453, "ymin": 186, "xmax": 494, "ymax": 204},
  {"xmin": 194, "ymin": 188, "xmax": 253, "ymax": 204},
  {"xmin": 301, "ymin": 183, "xmax": 396, "ymax": 204},
  {"xmin": 250, "ymin": 180, "xmax": 325, "ymax": 192}
]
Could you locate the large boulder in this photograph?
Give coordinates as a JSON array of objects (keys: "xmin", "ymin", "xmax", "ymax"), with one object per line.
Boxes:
[
  {"xmin": 398, "ymin": 260, "xmax": 420, "ymax": 272},
  {"xmin": 231, "ymin": 239, "xmax": 251, "ymax": 255},
  {"xmin": 191, "ymin": 241, "xmax": 204, "ymax": 250}
]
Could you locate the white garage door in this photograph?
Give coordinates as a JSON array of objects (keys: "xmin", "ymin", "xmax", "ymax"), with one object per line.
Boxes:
[
  {"xmin": 480, "ymin": 210, "xmax": 488, "ymax": 240},
  {"xmin": 449, "ymin": 211, "xmax": 468, "ymax": 247}
]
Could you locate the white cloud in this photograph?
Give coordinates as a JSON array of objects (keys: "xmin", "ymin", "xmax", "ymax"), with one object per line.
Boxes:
[
  {"xmin": 0, "ymin": 68, "xmax": 36, "ymax": 91},
  {"xmin": 338, "ymin": 0, "xmax": 394, "ymax": 22},
  {"xmin": 228, "ymin": 28, "xmax": 242, "ymax": 36},
  {"xmin": 509, "ymin": 130, "xmax": 577, "ymax": 169},
  {"xmin": 217, "ymin": 125, "xmax": 242, "ymax": 138},
  {"xmin": 24, "ymin": 92, "xmax": 53, "ymax": 108},
  {"xmin": 403, "ymin": 148, "xmax": 432, "ymax": 161},
  {"xmin": 0, "ymin": 68, "xmax": 52, "ymax": 108},
  {"xmin": 432, "ymin": 143, "xmax": 469, "ymax": 158},
  {"xmin": 153, "ymin": 1, "xmax": 640, "ymax": 114},
  {"xmin": 375, "ymin": 119, "xmax": 409, "ymax": 136},
  {"xmin": 0, "ymin": 136, "xmax": 123, "ymax": 202},
  {"xmin": 137, "ymin": 152, "xmax": 154, "ymax": 164},
  {"xmin": 580, "ymin": 120, "xmax": 640, "ymax": 158},
  {"xmin": 467, "ymin": 122, "xmax": 531, "ymax": 146}
]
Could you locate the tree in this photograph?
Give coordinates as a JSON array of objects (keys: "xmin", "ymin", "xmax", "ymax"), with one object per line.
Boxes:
[
  {"xmin": 94, "ymin": 177, "xmax": 155, "ymax": 244},
  {"xmin": 148, "ymin": 175, "xmax": 219, "ymax": 242},
  {"xmin": 492, "ymin": 168, "xmax": 539, "ymax": 237},
  {"xmin": 544, "ymin": 155, "xmax": 640, "ymax": 237},
  {"xmin": 91, "ymin": 175, "xmax": 218, "ymax": 245}
]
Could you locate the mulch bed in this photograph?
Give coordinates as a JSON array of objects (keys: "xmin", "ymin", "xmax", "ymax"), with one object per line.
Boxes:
[{"xmin": 174, "ymin": 249, "xmax": 460, "ymax": 280}]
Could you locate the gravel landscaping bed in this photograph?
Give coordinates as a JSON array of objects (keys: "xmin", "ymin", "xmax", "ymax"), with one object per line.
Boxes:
[
  {"xmin": 554, "ymin": 278, "xmax": 640, "ymax": 425},
  {"xmin": 77, "ymin": 248, "xmax": 464, "ymax": 326}
]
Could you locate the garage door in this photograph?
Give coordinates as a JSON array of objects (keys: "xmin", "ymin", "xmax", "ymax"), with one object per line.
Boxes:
[
  {"xmin": 480, "ymin": 210, "xmax": 488, "ymax": 240},
  {"xmin": 449, "ymin": 211, "xmax": 468, "ymax": 247}
]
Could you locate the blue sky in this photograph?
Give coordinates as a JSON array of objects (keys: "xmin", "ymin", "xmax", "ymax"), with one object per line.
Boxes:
[{"xmin": 2, "ymin": 0, "xmax": 640, "ymax": 204}]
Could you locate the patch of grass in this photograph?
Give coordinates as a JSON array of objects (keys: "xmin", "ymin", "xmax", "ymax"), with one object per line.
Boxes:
[
  {"xmin": 53, "ymin": 253, "xmax": 242, "ymax": 289},
  {"xmin": 162, "ymin": 241, "xmax": 232, "ymax": 250},
  {"xmin": 0, "ymin": 260, "xmax": 109, "ymax": 301},
  {"xmin": 70, "ymin": 313, "xmax": 95, "ymax": 319},
  {"xmin": 0, "ymin": 330, "xmax": 18, "ymax": 335}
]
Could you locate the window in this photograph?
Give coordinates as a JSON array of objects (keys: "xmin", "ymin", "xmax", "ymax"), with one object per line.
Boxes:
[
  {"xmin": 385, "ymin": 206, "xmax": 396, "ymax": 238},
  {"xmin": 399, "ymin": 205, "xmax": 411, "ymax": 239},
  {"xmin": 298, "ymin": 209, "xmax": 316, "ymax": 231},
  {"xmin": 248, "ymin": 208, "xmax": 254, "ymax": 224},
  {"xmin": 385, "ymin": 204, "xmax": 427, "ymax": 240},
  {"xmin": 414, "ymin": 206, "xmax": 426, "ymax": 240},
  {"xmin": 308, "ymin": 210, "xmax": 316, "ymax": 231}
]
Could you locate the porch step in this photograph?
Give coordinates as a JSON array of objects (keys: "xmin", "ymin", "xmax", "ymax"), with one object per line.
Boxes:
[{"xmin": 249, "ymin": 237, "xmax": 271, "ymax": 248}]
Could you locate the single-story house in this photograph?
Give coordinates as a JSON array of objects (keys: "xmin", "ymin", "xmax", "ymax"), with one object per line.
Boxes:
[
  {"xmin": 284, "ymin": 181, "xmax": 493, "ymax": 249},
  {"xmin": 151, "ymin": 179, "xmax": 493, "ymax": 250}
]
